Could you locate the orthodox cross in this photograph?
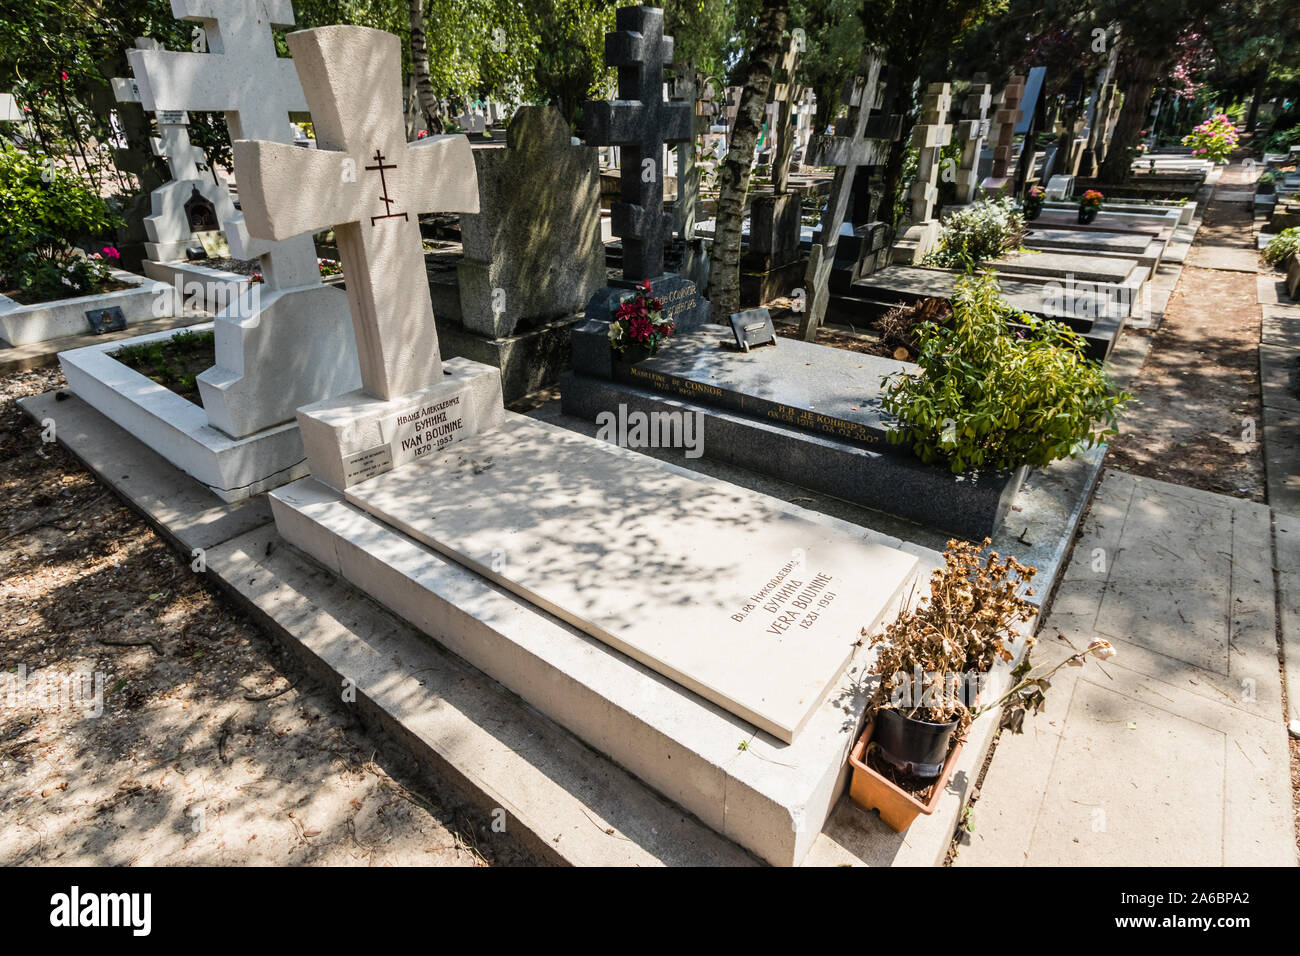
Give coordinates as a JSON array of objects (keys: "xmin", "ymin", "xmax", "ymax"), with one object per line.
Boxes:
[
  {"xmin": 584, "ymin": 5, "xmax": 692, "ymax": 280},
  {"xmin": 232, "ymin": 26, "xmax": 479, "ymax": 401}
]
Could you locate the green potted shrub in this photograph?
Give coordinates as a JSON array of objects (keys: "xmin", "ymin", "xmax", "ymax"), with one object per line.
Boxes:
[
  {"xmin": 0, "ymin": 143, "xmax": 123, "ymax": 304},
  {"xmin": 1257, "ymin": 169, "xmax": 1276, "ymax": 195},
  {"xmin": 1077, "ymin": 189, "xmax": 1103, "ymax": 224},
  {"xmin": 848, "ymin": 537, "xmax": 1119, "ymax": 831},
  {"xmin": 882, "ymin": 270, "xmax": 1130, "ymax": 475}
]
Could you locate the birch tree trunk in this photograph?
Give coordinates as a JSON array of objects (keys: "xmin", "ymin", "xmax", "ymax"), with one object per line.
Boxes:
[
  {"xmin": 408, "ymin": 0, "xmax": 444, "ymax": 134},
  {"xmin": 705, "ymin": 0, "xmax": 790, "ymax": 321}
]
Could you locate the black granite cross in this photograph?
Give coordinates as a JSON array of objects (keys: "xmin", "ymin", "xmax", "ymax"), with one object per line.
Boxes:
[{"xmin": 585, "ymin": 5, "xmax": 692, "ymax": 281}]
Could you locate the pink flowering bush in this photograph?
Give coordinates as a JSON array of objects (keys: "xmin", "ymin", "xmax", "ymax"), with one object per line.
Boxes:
[{"xmin": 1181, "ymin": 114, "xmax": 1238, "ymax": 164}]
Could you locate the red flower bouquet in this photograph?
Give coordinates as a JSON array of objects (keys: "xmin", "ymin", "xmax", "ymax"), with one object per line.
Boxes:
[{"xmin": 608, "ymin": 279, "xmax": 676, "ymax": 355}]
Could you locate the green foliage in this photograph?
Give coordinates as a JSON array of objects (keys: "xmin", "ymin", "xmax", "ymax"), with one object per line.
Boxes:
[
  {"xmin": 922, "ymin": 197, "xmax": 1025, "ymax": 269},
  {"xmin": 0, "ymin": 144, "xmax": 122, "ymax": 300},
  {"xmin": 1264, "ymin": 227, "xmax": 1300, "ymax": 265},
  {"xmin": 882, "ymin": 271, "xmax": 1129, "ymax": 473},
  {"xmin": 112, "ymin": 329, "xmax": 215, "ymax": 403},
  {"xmin": 1264, "ymin": 124, "xmax": 1300, "ymax": 153}
]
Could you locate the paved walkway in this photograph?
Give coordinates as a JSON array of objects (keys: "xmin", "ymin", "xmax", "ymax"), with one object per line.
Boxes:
[
  {"xmin": 959, "ymin": 160, "xmax": 1298, "ymax": 865},
  {"xmin": 955, "ymin": 471, "xmax": 1295, "ymax": 865}
]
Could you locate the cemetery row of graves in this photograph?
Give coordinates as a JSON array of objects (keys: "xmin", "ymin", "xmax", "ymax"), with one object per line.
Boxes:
[{"xmin": 1, "ymin": 0, "xmax": 1298, "ymax": 868}]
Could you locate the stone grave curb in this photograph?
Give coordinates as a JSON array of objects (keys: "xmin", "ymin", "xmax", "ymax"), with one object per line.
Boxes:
[
  {"xmin": 17, "ymin": 389, "xmax": 757, "ymax": 867},
  {"xmin": 0, "ymin": 269, "xmax": 177, "ymax": 347},
  {"xmin": 0, "ymin": 310, "xmax": 210, "ymax": 375},
  {"xmin": 20, "ymin": 387, "xmax": 1065, "ymax": 867},
  {"xmin": 58, "ymin": 323, "xmax": 309, "ymax": 502}
]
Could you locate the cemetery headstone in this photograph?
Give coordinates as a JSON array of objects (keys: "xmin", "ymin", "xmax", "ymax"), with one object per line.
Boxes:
[
  {"xmin": 952, "ymin": 82, "xmax": 992, "ymax": 205},
  {"xmin": 891, "ymin": 81, "xmax": 952, "ymax": 263},
  {"xmin": 729, "ymin": 307, "xmax": 778, "ymax": 352},
  {"xmin": 742, "ymin": 35, "xmax": 805, "ymax": 305},
  {"xmin": 130, "ymin": 0, "xmax": 358, "ymax": 438},
  {"xmin": 570, "ymin": 5, "xmax": 709, "ymax": 382},
  {"xmin": 796, "ymin": 50, "xmax": 888, "ymax": 340},
  {"xmin": 443, "ymin": 105, "xmax": 604, "ymax": 400},
  {"xmin": 979, "ymin": 74, "xmax": 1026, "ymax": 196},
  {"xmin": 0, "ymin": 92, "xmax": 20, "ymax": 122},
  {"xmin": 116, "ymin": 40, "xmax": 239, "ymax": 263},
  {"xmin": 583, "ymin": 5, "xmax": 693, "ymax": 283},
  {"xmin": 233, "ymin": 24, "xmax": 499, "ymax": 490}
]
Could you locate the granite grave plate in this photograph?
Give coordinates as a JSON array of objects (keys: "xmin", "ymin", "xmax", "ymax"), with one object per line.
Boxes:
[{"xmin": 612, "ymin": 326, "xmax": 910, "ymax": 448}]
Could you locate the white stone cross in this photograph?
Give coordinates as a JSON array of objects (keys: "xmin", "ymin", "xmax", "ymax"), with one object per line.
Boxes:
[
  {"xmin": 128, "ymin": 0, "xmax": 316, "ymax": 288},
  {"xmin": 152, "ymin": 114, "xmax": 211, "ymax": 182},
  {"xmin": 906, "ymin": 82, "xmax": 953, "ymax": 223},
  {"xmin": 234, "ymin": 25, "xmax": 479, "ymax": 401},
  {"xmin": 953, "ymin": 83, "xmax": 992, "ymax": 205}
]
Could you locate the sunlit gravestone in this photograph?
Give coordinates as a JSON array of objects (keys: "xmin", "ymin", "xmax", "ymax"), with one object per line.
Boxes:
[
  {"xmin": 234, "ymin": 25, "xmax": 503, "ymax": 490},
  {"xmin": 130, "ymin": 0, "xmax": 359, "ymax": 438}
]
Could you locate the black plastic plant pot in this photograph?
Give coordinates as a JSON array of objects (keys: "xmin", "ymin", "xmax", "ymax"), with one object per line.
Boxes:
[
  {"xmin": 1024, "ymin": 201, "xmax": 1043, "ymax": 221},
  {"xmin": 874, "ymin": 708, "xmax": 959, "ymax": 779},
  {"xmin": 1078, "ymin": 207, "xmax": 1098, "ymax": 224}
]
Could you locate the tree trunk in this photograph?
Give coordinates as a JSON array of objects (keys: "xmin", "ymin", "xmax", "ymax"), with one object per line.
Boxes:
[
  {"xmin": 705, "ymin": 0, "xmax": 789, "ymax": 321},
  {"xmin": 879, "ymin": 67, "xmax": 920, "ymax": 231},
  {"xmin": 408, "ymin": 0, "xmax": 443, "ymax": 134},
  {"xmin": 1097, "ymin": 54, "xmax": 1158, "ymax": 185},
  {"xmin": 1244, "ymin": 60, "xmax": 1269, "ymax": 138}
]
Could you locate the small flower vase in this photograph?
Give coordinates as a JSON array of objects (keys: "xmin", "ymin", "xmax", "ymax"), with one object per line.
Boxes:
[
  {"xmin": 1024, "ymin": 199, "xmax": 1043, "ymax": 221},
  {"xmin": 1078, "ymin": 206, "xmax": 1098, "ymax": 225}
]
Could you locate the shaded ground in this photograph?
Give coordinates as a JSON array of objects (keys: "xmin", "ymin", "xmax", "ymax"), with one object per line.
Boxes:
[
  {"xmin": 1105, "ymin": 181, "xmax": 1265, "ymax": 501},
  {"xmin": 0, "ymin": 367, "xmax": 533, "ymax": 866}
]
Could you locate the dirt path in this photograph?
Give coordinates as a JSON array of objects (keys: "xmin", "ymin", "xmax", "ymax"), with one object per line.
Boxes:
[
  {"xmin": 1105, "ymin": 165, "xmax": 1266, "ymax": 501},
  {"xmin": 0, "ymin": 368, "xmax": 533, "ymax": 866}
]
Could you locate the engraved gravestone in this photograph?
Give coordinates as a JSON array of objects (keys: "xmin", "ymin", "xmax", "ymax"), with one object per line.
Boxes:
[
  {"xmin": 234, "ymin": 25, "xmax": 504, "ymax": 491},
  {"xmin": 129, "ymin": 0, "xmax": 359, "ymax": 439},
  {"xmin": 890, "ymin": 81, "xmax": 951, "ymax": 263}
]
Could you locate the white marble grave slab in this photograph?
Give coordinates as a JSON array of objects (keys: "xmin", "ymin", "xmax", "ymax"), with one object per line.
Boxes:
[{"xmin": 344, "ymin": 416, "xmax": 918, "ymax": 742}]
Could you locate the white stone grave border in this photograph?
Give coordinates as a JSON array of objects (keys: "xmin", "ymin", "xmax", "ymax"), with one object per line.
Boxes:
[
  {"xmin": 0, "ymin": 269, "xmax": 176, "ymax": 347},
  {"xmin": 59, "ymin": 322, "xmax": 308, "ymax": 501},
  {"xmin": 267, "ymin": 415, "xmax": 958, "ymax": 867}
]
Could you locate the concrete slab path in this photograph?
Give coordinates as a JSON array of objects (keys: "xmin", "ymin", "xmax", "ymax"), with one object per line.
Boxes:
[{"xmin": 954, "ymin": 471, "xmax": 1297, "ymax": 866}]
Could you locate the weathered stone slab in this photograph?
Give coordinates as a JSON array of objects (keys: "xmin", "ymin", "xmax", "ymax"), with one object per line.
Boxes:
[
  {"xmin": 613, "ymin": 325, "xmax": 906, "ymax": 448},
  {"xmin": 457, "ymin": 106, "xmax": 603, "ymax": 338},
  {"xmin": 344, "ymin": 415, "xmax": 919, "ymax": 743},
  {"xmin": 989, "ymin": 250, "xmax": 1142, "ymax": 285}
]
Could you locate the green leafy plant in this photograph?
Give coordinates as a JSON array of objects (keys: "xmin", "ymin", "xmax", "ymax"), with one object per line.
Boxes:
[
  {"xmin": 1264, "ymin": 124, "xmax": 1300, "ymax": 154},
  {"xmin": 1181, "ymin": 113, "xmax": 1238, "ymax": 164},
  {"xmin": 1264, "ymin": 228, "xmax": 1300, "ymax": 266},
  {"xmin": 922, "ymin": 197, "xmax": 1025, "ymax": 269},
  {"xmin": 0, "ymin": 144, "xmax": 122, "ymax": 302},
  {"xmin": 882, "ymin": 271, "xmax": 1130, "ymax": 473}
]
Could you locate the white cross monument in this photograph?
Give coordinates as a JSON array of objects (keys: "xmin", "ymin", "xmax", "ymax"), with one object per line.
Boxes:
[
  {"xmin": 115, "ymin": 39, "xmax": 239, "ymax": 263},
  {"xmin": 127, "ymin": 1, "xmax": 359, "ymax": 439},
  {"xmin": 234, "ymin": 25, "xmax": 504, "ymax": 491}
]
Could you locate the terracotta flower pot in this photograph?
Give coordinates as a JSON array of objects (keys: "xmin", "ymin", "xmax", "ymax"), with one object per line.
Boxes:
[{"xmin": 847, "ymin": 718, "xmax": 965, "ymax": 833}]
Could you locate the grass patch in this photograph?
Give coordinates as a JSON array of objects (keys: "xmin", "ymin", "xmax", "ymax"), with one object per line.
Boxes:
[{"xmin": 111, "ymin": 329, "xmax": 215, "ymax": 406}]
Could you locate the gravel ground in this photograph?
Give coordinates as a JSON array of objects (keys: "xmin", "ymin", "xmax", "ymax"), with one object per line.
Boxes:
[{"xmin": 0, "ymin": 367, "xmax": 534, "ymax": 866}]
